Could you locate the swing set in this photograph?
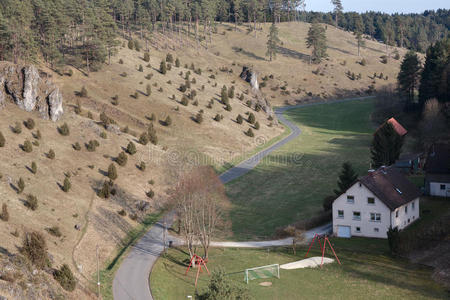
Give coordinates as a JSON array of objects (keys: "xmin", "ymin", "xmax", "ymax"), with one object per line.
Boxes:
[
  {"xmin": 305, "ymin": 234, "xmax": 341, "ymax": 267},
  {"xmin": 185, "ymin": 254, "xmax": 210, "ymax": 287}
]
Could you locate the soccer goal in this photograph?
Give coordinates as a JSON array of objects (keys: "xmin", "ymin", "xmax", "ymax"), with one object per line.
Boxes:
[{"xmin": 244, "ymin": 264, "xmax": 280, "ymax": 284}]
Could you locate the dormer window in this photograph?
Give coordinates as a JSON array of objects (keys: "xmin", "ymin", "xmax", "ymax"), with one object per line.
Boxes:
[{"xmin": 367, "ymin": 197, "xmax": 375, "ymax": 205}]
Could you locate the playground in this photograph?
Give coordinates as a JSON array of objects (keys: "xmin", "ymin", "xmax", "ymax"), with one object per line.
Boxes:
[{"xmin": 150, "ymin": 237, "xmax": 447, "ymax": 300}]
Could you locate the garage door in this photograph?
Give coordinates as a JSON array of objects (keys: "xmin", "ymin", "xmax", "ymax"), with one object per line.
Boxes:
[{"xmin": 337, "ymin": 226, "xmax": 351, "ymax": 238}]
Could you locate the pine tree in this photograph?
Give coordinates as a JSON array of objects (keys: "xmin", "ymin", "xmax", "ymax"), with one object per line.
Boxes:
[
  {"xmin": 0, "ymin": 131, "xmax": 4, "ymax": 147},
  {"xmin": 63, "ymin": 177, "xmax": 71, "ymax": 192},
  {"xmin": 108, "ymin": 163, "xmax": 118, "ymax": 180},
  {"xmin": 331, "ymin": 0, "xmax": 343, "ymax": 28},
  {"xmin": 334, "ymin": 162, "xmax": 358, "ymax": 195},
  {"xmin": 0, "ymin": 203, "xmax": 9, "ymax": 221},
  {"xmin": 354, "ymin": 15, "xmax": 365, "ymax": 57},
  {"xmin": 236, "ymin": 114, "xmax": 243, "ymax": 124},
  {"xmin": 248, "ymin": 113, "xmax": 256, "ymax": 124},
  {"xmin": 370, "ymin": 122, "xmax": 403, "ymax": 168},
  {"xmin": 146, "ymin": 84, "xmax": 152, "ymax": 96},
  {"xmin": 116, "ymin": 151, "xmax": 128, "ymax": 166},
  {"xmin": 18, "ymin": 177, "xmax": 25, "ymax": 194},
  {"xmin": 31, "ymin": 161, "xmax": 37, "ymax": 174},
  {"xmin": 266, "ymin": 22, "xmax": 280, "ymax": 61},
  {"xmin": 48, "ymin": 149, "xmax": 55, "ymax": 159},
  {"xmin": 397, "ymin": 50, "xmax": 421, "ymax": 105},
  {"xmin": 419, "ymin": 38, "xmax": 450, "ymax": 106},
  {"xmin": 306, "ymin": 21, "xmax": 328, "ymax": 64},
  {"xmin": 221, "ymin": 86, "xmax": 229, "ymax": 105},
  {"xmin": 160, "ymin": 60, "xmax": 167, "ymax": 74}
]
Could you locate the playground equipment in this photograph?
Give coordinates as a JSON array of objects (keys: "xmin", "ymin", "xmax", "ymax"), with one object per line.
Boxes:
[
  {"xmin": 305, "ymin": 234, "xmax": 341, "ymax": 267},
  {"xmin": 185, "ymin": 254, "xmax": 210, "ymax": 287},
  {"xmin": 244, "ymin": 264, "xmax": 280, "ymax": 284}
]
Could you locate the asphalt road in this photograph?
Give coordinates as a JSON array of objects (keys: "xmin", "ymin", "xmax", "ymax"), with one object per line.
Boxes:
[{"xmin": 112, "ymin": 96, "xmax": 373, "ymax": 300}]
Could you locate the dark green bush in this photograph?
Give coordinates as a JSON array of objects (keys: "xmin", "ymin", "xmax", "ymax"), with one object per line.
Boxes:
[
  {"xmin": 245, "ymin": 128, "xmax": 254, "ymax": 137},
  {"xmin": 26, "ymin": 194, "xmax": 38, "ymax": 210},
  {"xmin": 108, "ymin": 163, "xmax": 118, "ymax": 180},
  {"xmin": 236, "ymin": 114, "xmax": 243, "ymax": 124},
  {"xmin": 116, "ymin": 151, "xmax": 128, "ymax": 166},
  {"xmin": 48, "ymin": 149, "xmax": 55, "ymax": 159},
  {"xmin": 22, "ymin": 231, "xmax": 48, "ymax": 268},
  {"xmin": 63, "ymin": 177, "xmax": 71, "ymax": 192},
  {"xmin": 58, "ymin": 123, "xmax": 70, "ymax": 136},
  {"xmin": 127, "ymin": 141, "xmax": 137, "ymax": 155},
  {"xmin": 23, "ymin": 140, "xmax": 33, "ymax": 153},
  {"xmin": 54, "ymin": 264, "xmax": 76, "ymax": 291},
  {"xmin": 24, "ymin": 118, "xmax": 35, "ymax": 130},
  {"xmin": 0, "ymin": 132, "xmax": 5, "ymax": 147}
]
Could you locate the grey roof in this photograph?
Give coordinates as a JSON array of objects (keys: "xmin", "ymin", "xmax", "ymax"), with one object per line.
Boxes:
[{"xmin": 359, "ymin": 167, "xmax": 421, "ymax": 210}]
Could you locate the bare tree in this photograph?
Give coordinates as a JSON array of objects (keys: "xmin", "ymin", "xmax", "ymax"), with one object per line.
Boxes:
[
  {"xmin": 170, "ymin": 166, "xmax": 226, "ymax": 260},
  {"xmin": 284, "ymin": 225, "xmax": 304, "ymax": 255}
]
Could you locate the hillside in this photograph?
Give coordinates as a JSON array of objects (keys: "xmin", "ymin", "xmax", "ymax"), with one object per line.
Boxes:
[{"xmin": 0, "ymin": 21, "xmax": 403, "ymax": 298}]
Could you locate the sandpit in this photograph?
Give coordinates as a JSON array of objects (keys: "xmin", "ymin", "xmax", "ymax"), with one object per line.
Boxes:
[
  {"xmin": 259, "ymin": 282, "xmax": 273, "ymax": 287},
  {"xmin": 280, "ymin": 257, "xmax": 334, "ymax": 270}
]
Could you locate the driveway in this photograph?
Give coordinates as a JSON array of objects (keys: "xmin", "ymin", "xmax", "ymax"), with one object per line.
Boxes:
[{"xmin": 112, "ymin": 96, "xmax": 372, "ymax": 300}]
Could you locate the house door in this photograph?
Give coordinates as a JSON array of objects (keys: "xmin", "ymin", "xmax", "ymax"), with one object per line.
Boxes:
[{"xmin": 337, "ymin": 226, "xmax": 351, "ymax": 238}]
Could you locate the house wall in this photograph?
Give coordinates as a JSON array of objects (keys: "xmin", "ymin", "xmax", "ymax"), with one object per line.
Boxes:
[
  {"xmin": 429, "ymin": 181, "xmax": 450, "ymax": 197},
  {"xmin": 332, "ymin": 183, "xmax": 391, "ymax": 239},
  {"xmin": 391, "ymin": 197, "xmax": 420, "ymax": 230}
]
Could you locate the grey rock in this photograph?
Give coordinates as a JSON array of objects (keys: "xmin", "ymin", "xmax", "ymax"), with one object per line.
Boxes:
[
  {"xmin": 106, "ymin": 124, "xmax": 121, "ymax": 135},
  {"xmin": 48, "ymin": 88, "xmax": 63, "ymax": 121},
  {"xmin": 21, "ymin": 65, "xmax": 40, "ymax": 112},
  {"xmin": 0, "ymin": 62, "xmax": 64, "ymax": 121}
]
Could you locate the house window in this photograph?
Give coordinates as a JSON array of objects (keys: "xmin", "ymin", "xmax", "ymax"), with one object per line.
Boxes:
[
  {"xmin": 440, "ymin": 184, "xmax": 446, "ymax": 190},
  {"xmin": 367, "ymin": 197, "xmax": 375, "ymax": 205},
  {"xmin": 408, "ymin": 218, "xmax": 410, "ymax": 223},
  {"xmin": 353, "ymin": 211, "xmax": 361, "ymax": 220},
  {"xmin": 370, "ymin": 213, "xmax": 381, "ymax": 222},
  {"xmin": 337, "ymin": 210, "xmax": 344, "ymax": 218},
  {"xmin": 405, "ymin": 206, "xmax": 408, "ymax": 214},
  {"xmin": 355, "ymin": 227, "xmax": 361, "ymax": 233},
  {"xmin": 374, "ymin": 228, "xmax": 379, "ymax": 232},
  {"xmin": 412, "ymin": 202, "xmax": 415, "ymax": 210},
  {"xmin": 395, "ymin": 210, "xmax": 399, "ymax": 218},
  {"xmin": 347, "ymin": 195, "xmax": 355, "ymax": 204}
]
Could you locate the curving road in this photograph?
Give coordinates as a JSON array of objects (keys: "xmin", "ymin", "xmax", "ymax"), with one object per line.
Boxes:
[{"xmin": 112, "ymin": 96, "xmax": 373, "ymax": 300}]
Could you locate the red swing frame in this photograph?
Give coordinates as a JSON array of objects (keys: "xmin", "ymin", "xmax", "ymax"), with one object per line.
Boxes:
[
  {"xmin": 185, "ymin": 254, "xmax": 210, "ymax": 287},
  {"xmin": 305, "ymin": 234, "xmax": 341, "ymax": 267}
]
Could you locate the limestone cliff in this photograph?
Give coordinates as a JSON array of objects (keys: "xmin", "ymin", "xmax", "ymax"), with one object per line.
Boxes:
[{"xmin": 0, "ymin": 62, "xmax": 63, "ymax": 121}]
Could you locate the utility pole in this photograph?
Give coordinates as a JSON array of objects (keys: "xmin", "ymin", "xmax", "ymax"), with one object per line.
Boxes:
[
  {"xmin": 163, "ymin": 220, "xmax": 167, "ymax": 255},
  {"xmin": 97, "ymin": 245, "xmax": 100, "ymax": 299}
]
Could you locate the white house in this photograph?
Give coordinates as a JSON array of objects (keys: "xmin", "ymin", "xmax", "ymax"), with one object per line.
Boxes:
[
  {"xmin": 332, "ymin": 166, "xmax": 421, "ymax": 239},
  {"xmin": 424, "ymin": 143, "xmax": 450, "ymax": 197}
]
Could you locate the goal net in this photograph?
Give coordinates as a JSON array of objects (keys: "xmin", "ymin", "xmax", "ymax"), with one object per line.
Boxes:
[{"xmin": 244, "ymin": 264, "xmax": 280, "ymax": 284}]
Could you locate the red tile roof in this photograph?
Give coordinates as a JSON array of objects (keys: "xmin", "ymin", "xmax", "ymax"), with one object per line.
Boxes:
[{"xmin": 387, "ymin": 117, "xmax": 407, "ymax": 136}]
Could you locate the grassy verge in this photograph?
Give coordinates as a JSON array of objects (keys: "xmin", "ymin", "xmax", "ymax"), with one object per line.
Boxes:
[
  {"xmin": 97, "ymin": 212, "xmax": 163, "ymax": 300},
  {"xmin": 150, "ymin": 237, "xmax": 447, "ymax": 300},
  {"xmin": 215, "ymin": 122, "xmax": 292, "ymax": 174},
  {"xmin": 226, "ymin": 99, "xmax": 375, "ymax": 240}
]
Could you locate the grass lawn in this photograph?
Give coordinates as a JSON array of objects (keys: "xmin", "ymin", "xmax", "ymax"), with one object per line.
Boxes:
[
  {"xmin": 226, "ymin": 99, "xmax": 375, "ymax": 240},
  {"xmin": 150, "ymin": 237, "xmax": 447, "ymax": 300}
]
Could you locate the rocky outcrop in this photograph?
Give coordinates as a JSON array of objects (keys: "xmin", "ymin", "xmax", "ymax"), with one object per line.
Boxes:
[
  {"xmin": 0, "ymin": 62, "xmax": 64, "ymax": 121},
  {"xmin": 240, "ymin": 66, "xmax": 276, "ymax": 122},
  {"xmin": 240, "ymin": 66, "xmax": 259, "ymax": 91},
  {"xmin": 0, "ymin": 76, "xmax": 5, "ymax": 108}
]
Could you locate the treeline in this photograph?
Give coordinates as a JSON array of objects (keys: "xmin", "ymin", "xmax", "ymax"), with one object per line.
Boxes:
[
  {"xmin": 0, "ymin": 0, "xmax": 448, "ymax": 71},
  {"xmin": 298, "ymin": 10, "xmax": 449, "ymax": 53}
]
